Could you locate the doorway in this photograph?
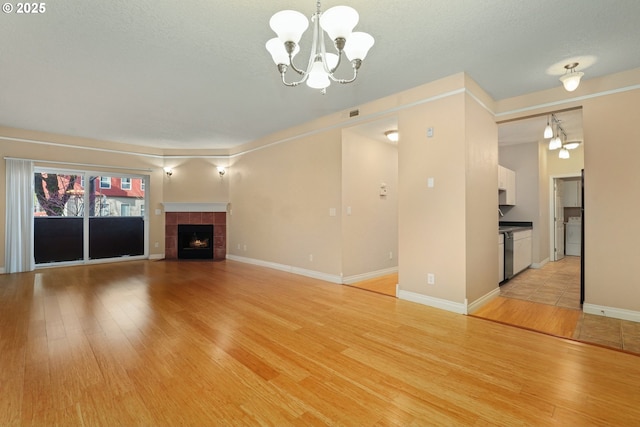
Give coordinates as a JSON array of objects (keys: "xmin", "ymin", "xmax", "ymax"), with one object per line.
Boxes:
[
  {"xmin": 487, "ymin": 109, "xmax": 585, "ymax": 333},
  {"xmin": 341, "ymin": 116, "xmax": 399, "ymax": 298}
]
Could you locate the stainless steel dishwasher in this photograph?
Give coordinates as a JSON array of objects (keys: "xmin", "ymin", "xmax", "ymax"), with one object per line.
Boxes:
[{"xmin": 503, "ymin": 231, "xmax": 514, "ymax": 280}]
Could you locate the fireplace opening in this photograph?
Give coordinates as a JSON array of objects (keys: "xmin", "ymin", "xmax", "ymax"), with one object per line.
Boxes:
[{"xmin": 177, "ymin": 224, "xmax": 214, "ymax": 259}]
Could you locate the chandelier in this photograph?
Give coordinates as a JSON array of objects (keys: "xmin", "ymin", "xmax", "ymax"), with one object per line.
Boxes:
[{"xmin": 265, "ymin": 1, "xmax": 375, "ymax": 93}]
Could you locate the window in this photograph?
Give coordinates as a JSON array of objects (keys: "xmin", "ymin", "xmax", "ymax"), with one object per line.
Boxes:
[
  {"xmin": 34, "ymin": 169, "xmax": 149, "ymax": 265},
  {"xmin": 100, "ymin": 176, "xmax": 111, "ymax": 189}
]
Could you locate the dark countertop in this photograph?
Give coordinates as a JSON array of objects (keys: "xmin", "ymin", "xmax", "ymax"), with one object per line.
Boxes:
[{"xmin": 498, "ymin": 221, "xmax": 532, "ymax": 234}]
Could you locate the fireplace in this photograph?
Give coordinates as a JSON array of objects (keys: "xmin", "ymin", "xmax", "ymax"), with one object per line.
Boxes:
[
  {"xmin": 164, "ymin": 209, "xmax": 226, "ymax": 260},
  {"xmin": 177, "ymin": 224, "xmax": 213, "ymax": 259}
]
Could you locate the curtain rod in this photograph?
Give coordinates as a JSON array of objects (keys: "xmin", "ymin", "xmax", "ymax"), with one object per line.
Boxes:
[{"xmin": 4, "ymin": 157, "xmax": 153, "ymax": 172}]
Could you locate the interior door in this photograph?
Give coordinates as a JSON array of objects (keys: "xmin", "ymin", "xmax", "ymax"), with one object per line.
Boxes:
[{"xmin": 554, "ymin": 179, "xmax": 565, "ymax": 261}]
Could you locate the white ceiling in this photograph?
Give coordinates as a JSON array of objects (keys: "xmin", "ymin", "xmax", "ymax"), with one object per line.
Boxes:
[{"xmin": 1, "ymin": 1, "xmax": 639, "ymax": 150}]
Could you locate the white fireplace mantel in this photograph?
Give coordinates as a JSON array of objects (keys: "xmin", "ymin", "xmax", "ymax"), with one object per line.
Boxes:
[{"xmin": 162, "ymin": 202, "xmax": 228, "ymax": 213}]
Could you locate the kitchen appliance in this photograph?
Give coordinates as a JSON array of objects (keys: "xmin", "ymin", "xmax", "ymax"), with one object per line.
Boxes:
[
  {"xmin": 503, "ymin": 231, "xmax": 514, "ymax": 281},
  {"xmin": 566, "ymin": 216, "xmax": 581, "ymax": 256}
]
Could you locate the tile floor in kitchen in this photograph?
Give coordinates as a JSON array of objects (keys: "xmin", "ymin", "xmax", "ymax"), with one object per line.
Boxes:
[{"xmin": 499, "ymin": 256, "xmax": 640, "ymax": 354}]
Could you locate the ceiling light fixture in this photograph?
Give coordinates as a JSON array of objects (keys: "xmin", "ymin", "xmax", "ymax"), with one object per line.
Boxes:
[
  {"xmin": 563, "ymin": 141, "xmax": 582, "ymax": 150},
  {"xmin": 265, "ymin": 1, "xmax": 374, "ymax": 93},
  {"xmin": 559, "ymin": 63, "xmax": 584, "ymax": 92},
  {"xmin": 559, "ymin": 148, "xmax": 570, "ymax": 159},
  {"xmin": 547, "ymin": 113, "xmax": 565, "ymax": 150},
  {"xmin": 543, "ymin": 115, "xmax": 553, "ymax": 139},
  {"xmin": 385, "ymin": 130, "xmax": 399, "ymax": 142},
  {"xmin": 164, "ymin": 167, "xmax": 173, "ymax": 177}
]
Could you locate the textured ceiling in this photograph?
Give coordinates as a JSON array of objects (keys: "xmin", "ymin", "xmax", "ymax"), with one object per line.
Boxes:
[{"xmin": 1, "ymin": 0, "xmax": 639, "ymax": 150}]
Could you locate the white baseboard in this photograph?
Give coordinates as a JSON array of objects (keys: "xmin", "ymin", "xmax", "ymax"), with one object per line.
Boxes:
[
  {"xmin": 226, "ymin": 254, "xmax": 342, "ymax": 284},
  {"xmin": 531, "ymin": 257, "xmax": 549, "ymax": 269},
  {"xmin": 149, "ymin": 254, "xmax": 164, "ymax": 260},
  {"xmin": 583, "ymin": 303, "xmax": 640, "ymax": 323},
  {"xmin": 467, "ymin": 287, "xmax": 501, "ymax": 314},
  {"xmin": 398, "ymin": 289, "xmax": 467, "ymax": 314},
  {"xmin": 342, "ymin": 267, "xmax": 398, "ymax": 285}
]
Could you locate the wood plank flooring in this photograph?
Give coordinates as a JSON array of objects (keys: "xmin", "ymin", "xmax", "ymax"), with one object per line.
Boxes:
[
  {"xmin": 472, "ymin": 296, "xmax": 582, "ymax": 338},
  {"xmin": 348, "ymin": 273, "xmax": 397, "ymax": 297},
  {"xmin": 2, "ymin": 260, "xmax": 640, "ymax": 426}
]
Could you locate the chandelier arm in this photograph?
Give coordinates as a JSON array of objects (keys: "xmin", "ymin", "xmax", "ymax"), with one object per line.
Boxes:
[
  {"xmin": 288, "ymin": 54, "xmax": 307, "ymax": 76},
  {"xmin": 277, "ymin": 64, "xmax": 309, "ymax": 86},
  {"xmin": 331, "ymin": 67, "xmax": 358, "ymax": 84}
]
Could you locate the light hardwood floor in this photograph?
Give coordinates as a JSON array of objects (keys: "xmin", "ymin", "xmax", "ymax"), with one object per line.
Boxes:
[
  {"xmin": 2, "ymin": 260, "xmax": 640, "ymax": 426},
  {"xmin": 348, "ymin": 273, "xmax": 397, "ymax": 297}
]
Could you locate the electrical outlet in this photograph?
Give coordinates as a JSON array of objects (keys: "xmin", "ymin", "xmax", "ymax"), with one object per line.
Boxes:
[
  {"xmin": 427, "ymin": 273, "xmax": 435, "ymax": 285},
  {"xmin": 389, "ymin": 251, "xmax": 393, "ymax": 260},
  {"xmin": 154, "ymin": 242, "xmax": 159, "ymax": 248},
  {"xmin": 309, "ymin": 254, "xmax": 313, "ymax": 262}
]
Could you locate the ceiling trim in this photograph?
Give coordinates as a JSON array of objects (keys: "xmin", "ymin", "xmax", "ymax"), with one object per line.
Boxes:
[
  {"xmin": 495, "ymin": 84, "xmax": 640, "ymax": 118},
  {"xmin": 3, "ymin": 83, "xmax": 639, "ymax": 162}
]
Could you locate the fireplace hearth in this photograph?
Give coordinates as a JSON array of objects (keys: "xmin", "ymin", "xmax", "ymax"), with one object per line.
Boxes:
[{"xmin": 177, "ymin": 224, "xmax": 213, "ymax": 259}]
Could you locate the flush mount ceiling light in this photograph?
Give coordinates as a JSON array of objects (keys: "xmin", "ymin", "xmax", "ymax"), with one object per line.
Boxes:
[
  {"xmin": 385, "ymin": 130, "xmax": 399, "ymax": 142},
  {"xmin": 265, "ymin": 1, "xmax": 374, "ymax": 93},
  {"xmin": 559, "ymin": 63, "xmax": 584, "ymax": 92}
]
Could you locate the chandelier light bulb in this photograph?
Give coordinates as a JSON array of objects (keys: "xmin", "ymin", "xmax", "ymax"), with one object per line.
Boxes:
[
  {"xmin": 266, "ymin": 38, "xmax": 299, "ymax": 65},
  {"xmin": 559, "ymin": 148, "xmax": 570, "ymax": 159},
  {"xmin": 307, "ymin": 61, "xmax": 331, "ymax": 89},
  {"xmin": 320, "ymin": 6, "xmax": 359, "ymax": 41},
  {"xmin": 344, "ymin": 32, "xmax": 375, "ymax": 61},
  {"xmin": 269, "ymin": 10, "xmax": 309, "ymax": 44}
]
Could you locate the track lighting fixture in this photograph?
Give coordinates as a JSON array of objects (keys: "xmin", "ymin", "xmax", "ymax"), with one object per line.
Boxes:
[{"xmin": 543, "ymin": 115, "xmax": 553, "ymax": 139}]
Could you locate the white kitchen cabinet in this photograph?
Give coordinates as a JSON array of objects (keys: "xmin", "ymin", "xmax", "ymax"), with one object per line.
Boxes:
[
  {"xmin": 498, "ymin": 165, "xmax": 516, "ymax": 206},
  {"xmin": 563, "ymin": 179, "xmax": 582, "ymax": 207},
  {"xmin": 498, "ymin": 233, "xmax": 504, "ymax": 283},
  {"xmin": 513, "ymin": 229, "xmax": 532, "ymax": 274}
]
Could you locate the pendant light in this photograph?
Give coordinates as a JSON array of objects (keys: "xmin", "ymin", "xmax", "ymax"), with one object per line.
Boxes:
[{"xmin": 543, "ymin": 115, "xmax": 553, "ymax": 139}]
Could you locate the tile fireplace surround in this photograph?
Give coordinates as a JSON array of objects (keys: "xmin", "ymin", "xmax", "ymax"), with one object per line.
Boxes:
[{"xmin": 165, "ymin": 211, "xmax": 226, "ymax": 260}]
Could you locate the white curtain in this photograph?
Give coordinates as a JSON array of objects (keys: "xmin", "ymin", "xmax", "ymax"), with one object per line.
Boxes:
[{"xmin": 5, "ymin": 159, "xmax": 35, "ymax": 273}]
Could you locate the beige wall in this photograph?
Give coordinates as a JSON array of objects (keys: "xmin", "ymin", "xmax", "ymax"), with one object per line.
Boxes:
[
  {"xmin": 582, "ymin": 89, "xmax": 640, "ymax": 311},
  {"xmin": 341, "ymin": 129, "xmax": 398, "ymax": 278},
  {"xmin": 163, "ymin": 157, "xmax": 229, "ymax": 203},
  {"xmin": 464, "ymin": 93, "xmax": 500, "ymax": 303},
  {"xmin": 227, "ymin": 129, "xmax": 343, "ymax": 276},
  {"xmin": 547, "ymin": 143, "xmax": 584, "ymax": 176},
  {"xmin": 398, "ymin": 92, "xmax": 468, "ymax": 302}
]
